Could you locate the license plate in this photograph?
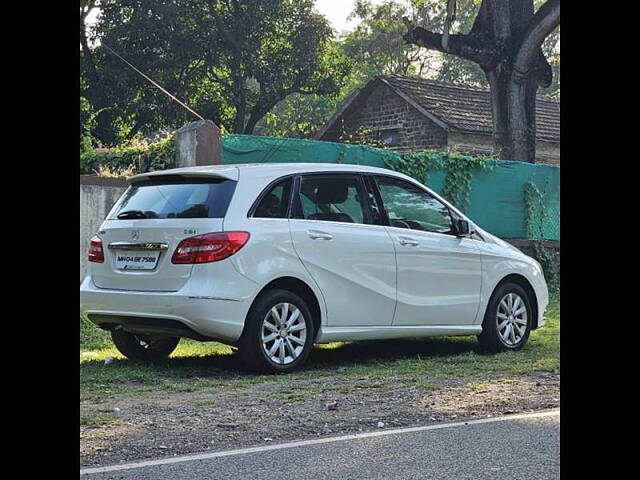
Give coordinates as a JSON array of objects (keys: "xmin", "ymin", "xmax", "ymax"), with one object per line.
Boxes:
[{"xmin": 114, "ymin": 250, "xmax": 160, "ymax": 270}]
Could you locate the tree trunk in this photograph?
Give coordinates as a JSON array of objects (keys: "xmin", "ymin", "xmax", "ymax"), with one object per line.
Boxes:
[
  {"xmin": 486, "ymin": 69, "xmax": 510, "ymax": 159},
  {"xmin": 403, "ymin": 0, "xmax": 559, "ymax": 163}
]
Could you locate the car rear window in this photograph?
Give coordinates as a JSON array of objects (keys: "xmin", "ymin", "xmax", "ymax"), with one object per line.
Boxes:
[{"xmin": 109, "ymin": 177, "xmax": 237, "ymax": 219}]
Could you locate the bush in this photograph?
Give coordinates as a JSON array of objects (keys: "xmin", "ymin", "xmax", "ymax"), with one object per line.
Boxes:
[{"xmin": 80, "ymin": 134, "xmax": 176, "ymax": 175}]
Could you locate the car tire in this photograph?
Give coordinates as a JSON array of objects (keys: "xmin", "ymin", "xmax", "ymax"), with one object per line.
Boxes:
[
  {"xmin": 110, "ymin": 330, "xmax": 180, "ymax": 361},
  {"xmin": 239, "ymin": 289, "xmax": 315, "ymax": 374},
  {"xmin": 477, "ymin": 282, "xmax": 533, "ymax": 353}
]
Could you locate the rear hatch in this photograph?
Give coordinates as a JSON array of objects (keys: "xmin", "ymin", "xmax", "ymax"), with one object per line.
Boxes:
[{"xmin": 91, "ymin": 169, "xmax": 238, "ymax": 292}]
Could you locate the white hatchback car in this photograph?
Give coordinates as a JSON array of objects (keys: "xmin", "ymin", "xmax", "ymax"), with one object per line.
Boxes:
[{"xmin": 80, "ymin": 163, "xmax": 548, "ymax": 373}]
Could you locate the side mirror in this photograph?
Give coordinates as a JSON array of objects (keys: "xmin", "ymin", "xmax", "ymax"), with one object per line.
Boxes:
[{"xmin": 455, "ymin": 218, "xmax": 474, "ymax": 237}]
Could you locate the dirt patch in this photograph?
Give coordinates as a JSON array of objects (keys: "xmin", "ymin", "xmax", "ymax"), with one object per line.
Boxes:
[{"xmin": 80, "ymin": 371, "xmax": 559, "ymax": 467}]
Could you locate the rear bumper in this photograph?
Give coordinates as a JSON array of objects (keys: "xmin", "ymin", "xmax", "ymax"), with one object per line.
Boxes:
[{"xmin": 80, "ymin": 274, "xmax": 256, "ymax": 344}]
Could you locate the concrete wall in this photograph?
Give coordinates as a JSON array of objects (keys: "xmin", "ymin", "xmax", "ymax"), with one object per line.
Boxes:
[
  {"xmin": 80, "ymin": 176, "xmax": 127, "ymax": 282},
  {"xmin": 175, "ymin": 120, "xmax": 222, "ymax": 167}
]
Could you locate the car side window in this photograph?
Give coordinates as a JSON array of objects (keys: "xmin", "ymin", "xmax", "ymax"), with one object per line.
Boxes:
[
  {"xmin": 296, "ymin": 175, "xmax": 369, "ymax": 224},
  {"xmin": 374, "ymin": 176, "xmax": 454, "ymax": 234},
  {"xmin": 253, "ymin": 178, "xmax": 292, "ymax": 218}
]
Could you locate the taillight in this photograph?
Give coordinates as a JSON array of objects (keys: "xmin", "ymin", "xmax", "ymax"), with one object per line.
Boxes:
[
  {"xmin": 172, "ymin": 232, "xmax": 250, "ymax": 264},
  {"xmin": 88, "ymin": 235, "xmax": 104, "ymax": 263}
]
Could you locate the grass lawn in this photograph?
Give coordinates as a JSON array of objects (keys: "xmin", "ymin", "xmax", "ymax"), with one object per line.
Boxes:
[{"xmin": 80, "ymin": 296, "xmax": 559, "ymax": 400}]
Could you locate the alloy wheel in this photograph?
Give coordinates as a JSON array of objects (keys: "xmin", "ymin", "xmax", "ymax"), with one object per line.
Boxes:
[
  {"xmin": 261, "ymin": 302, "xmax": 307, "ymax": 365},
  {"xmin": 496, "ymin": 293, "xmax": 528, "ymax": 346}
]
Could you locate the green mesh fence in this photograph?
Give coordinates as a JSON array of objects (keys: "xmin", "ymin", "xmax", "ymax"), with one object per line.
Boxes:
[{"xmin": 221, "ymin": 135, "xmax": 559, "ymax": 241}]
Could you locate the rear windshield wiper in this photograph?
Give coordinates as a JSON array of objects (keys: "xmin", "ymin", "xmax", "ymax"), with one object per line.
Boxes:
[{"xmin": 117, "ymin": 210, "xmax": 147, "ymax": 219}]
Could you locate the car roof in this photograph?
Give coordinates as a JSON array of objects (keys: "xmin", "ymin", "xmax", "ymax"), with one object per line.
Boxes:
[
  {"xmin": 128, "ymin": 162, "xmax": 404, "ymax": 184},
  {"xmin": 127, "ymin": 161, "xmax": 475, "ymax": 224}
]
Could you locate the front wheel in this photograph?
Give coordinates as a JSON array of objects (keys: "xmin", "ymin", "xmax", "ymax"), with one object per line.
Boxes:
[
  {"xmin": 478, "ymin": 282, "xmax": 532, "ymax": 353},
  {"xmin": 239, "ymin": 289, "xmax": 314, "ymax": 374},
  {"xmin": 110, "ymin": 330, "xmax": 180, "ymax": 361}
]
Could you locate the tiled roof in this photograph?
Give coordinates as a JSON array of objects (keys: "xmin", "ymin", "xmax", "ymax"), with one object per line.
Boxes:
[{"xmin": 379, "ymin": 75, "xmax": 560, "ymax": 142}]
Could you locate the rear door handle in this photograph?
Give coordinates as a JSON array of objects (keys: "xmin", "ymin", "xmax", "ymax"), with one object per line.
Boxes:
[
  {"xmin": 308, "ymin": 230, "xmax": 333, "ymax": 240},
  {"xmin": 398, "ymin": 237, "xmax": 419, "ymax": 246}
]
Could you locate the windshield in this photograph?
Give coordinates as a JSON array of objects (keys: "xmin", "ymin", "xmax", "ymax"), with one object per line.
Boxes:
[{"xmin": 109, "ymin": 177, "xmax": 237, "ymax": 219}]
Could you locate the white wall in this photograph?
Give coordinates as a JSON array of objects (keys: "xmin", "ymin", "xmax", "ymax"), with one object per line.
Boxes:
[{"xmin": 80, "ymin": 180, "xmax": 127, "ymax": 282}]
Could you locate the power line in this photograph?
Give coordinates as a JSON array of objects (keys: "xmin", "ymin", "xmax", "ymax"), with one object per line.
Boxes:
[{"xmin": 100, "ymin": 41, "xmax": 205, "ymax": 122}]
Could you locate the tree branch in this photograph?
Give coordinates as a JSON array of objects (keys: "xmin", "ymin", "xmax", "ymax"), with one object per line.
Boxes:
[
  {"xmin": 402, "ymin": 17, "xmax": 498, "ymax": 68},
  {"xmin": 441, "ymin": 0, "xmax": 457, "ymax": 52},
  {"xmin": 206, "ymin": 69, "xmax": 233, "ymax": 90},
  {"xmin": 207, "ymin": 0, "xmax": 241, "ymax": 51},
  {"xmin": 512, "ymin": 0, "xmax": 560, "ymax": 84},
  {"xmin": 469, "ymin": 0, "xmax": 490, "ymax": 36}
]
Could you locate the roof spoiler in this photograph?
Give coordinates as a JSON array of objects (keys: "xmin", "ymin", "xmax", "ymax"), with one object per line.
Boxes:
[{"xmin": 128, "ymin": 166, "xmax": 239, "ymax": 184}]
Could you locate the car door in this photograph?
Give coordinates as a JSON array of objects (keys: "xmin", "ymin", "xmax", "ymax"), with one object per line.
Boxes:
[
  {"xmin": 372, "ymin": 175, "xmax": 482, "ymax": 326},
  {"xmin": 288, "ymin": 173, "xmax": 397, "ymax": 327}
]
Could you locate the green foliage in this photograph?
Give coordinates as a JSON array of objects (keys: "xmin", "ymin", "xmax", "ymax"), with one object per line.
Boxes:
[
  {"xmin": 384, "ymin": 149, "xmax": 496, "ymax": 211},
  {"xmin": 80, "ymin": 134, "xmax": 176, "ymax": 175},
  {"xmin": 81, "ymin": 0, "xmax": 351, "ymax": 145},
  {"xmin": 80, "ymin": 95, "xmax": 103, "ymax": 155},
  {"xmin": 258, "ymin": 92, "xmax": 342, "ymax": 139},
  {"xmin": 344, "ymin": 0, "xmax": 429, "ymax": 78},
  {"xmin": 533, "ymin": 242, "xmax": 559, "ymax": 293},
  {"xmin": 257, "ymin": 0, "xmax": 429, "ymax": 139},
  {"xmin": 524, "ymin": 181, "xmax": 559, "ymax": 291},
  {"xmin": 256, "ymin": 38, "xmax": 354, "ymax": 138}
]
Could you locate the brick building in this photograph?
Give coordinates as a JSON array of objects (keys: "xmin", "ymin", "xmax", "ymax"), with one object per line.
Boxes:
[{"xmin": 316, "ymin": 75, "xmax": 560, "ymax": 165}]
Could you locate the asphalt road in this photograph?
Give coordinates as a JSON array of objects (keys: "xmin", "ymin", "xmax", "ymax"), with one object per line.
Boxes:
[{"xmin": 82, "ymin": 410, "xmax": 559, "ymax": 480}]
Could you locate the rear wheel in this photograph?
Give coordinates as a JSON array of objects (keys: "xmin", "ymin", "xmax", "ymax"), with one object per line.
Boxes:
[
  {"xmin": 239, "ymin": 289, "xmax": 314, "ymax": 374},
  {"xmin": 478, "ymin": 282, "xmax": 532, "ymax": 353},
  {"xmin": 110, "ymin": 330, "xmax": 180, "ymax": 361}
]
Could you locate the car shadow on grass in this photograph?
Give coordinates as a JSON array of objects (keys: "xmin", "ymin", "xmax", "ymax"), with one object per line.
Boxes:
[
  {"xmin": 309, "ymin": 336, "xmax": 481, "ymax": 365},
  {"xmin": 80, "ymin": 336, "xmax": 484, "ymax": 386}
]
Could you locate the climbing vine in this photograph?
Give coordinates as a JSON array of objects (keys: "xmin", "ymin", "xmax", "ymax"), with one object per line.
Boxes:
[
  {"xmin": 384, "ymin": 149, "xmax": 496, "ymax": 211},
  {"xmin": 524, "ymin": 181, "xmax": 559, "ymax": 292},
  {"xmin": 440, "ymin": 151, "xmax": 496, "ymax": 211},
  {"xmin": 384, "ymin": 149, "xmax": 438, "ymax": 185},
  {"xmin": 335, "ymin": 143, "xmax": 348, "ymax": 164}
]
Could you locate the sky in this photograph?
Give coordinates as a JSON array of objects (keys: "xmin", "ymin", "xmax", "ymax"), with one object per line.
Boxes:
[
  {"xmin": 86, "ymin": 0, "xmax": 386, "ymax": 35},
  {"xmin": 316, "ymin": 0, "xmax": 384, "ymax": 34}
]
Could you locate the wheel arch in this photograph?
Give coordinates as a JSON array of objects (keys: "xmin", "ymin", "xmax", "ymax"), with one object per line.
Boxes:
[
  {"xmin": 492, "ymin": 274, "xmax": 539, "ymax": 329},
  {"xmin": 242, "ymin": 276, "xmax": 323, "ymax": 341}
]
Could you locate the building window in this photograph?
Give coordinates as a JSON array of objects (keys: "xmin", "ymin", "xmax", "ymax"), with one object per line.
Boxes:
[{"xmin": 377, "ymin": 128, "xmax": 400, "ymax": 147}]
